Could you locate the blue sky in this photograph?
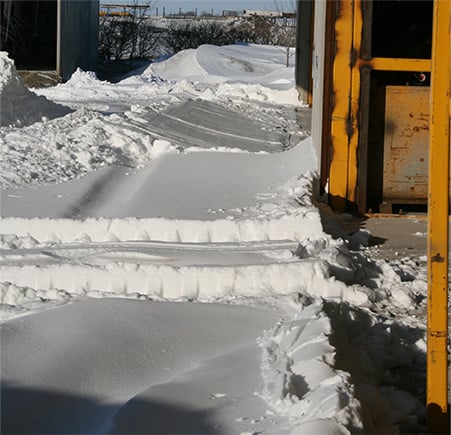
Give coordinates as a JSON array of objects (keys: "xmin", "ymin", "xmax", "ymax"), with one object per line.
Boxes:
[{"xmin": 100, "ymin": 1, "xmax": 295, "ymax": 15}]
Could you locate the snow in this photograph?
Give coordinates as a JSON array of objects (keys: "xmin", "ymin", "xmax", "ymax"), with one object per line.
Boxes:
[
  {"xmin": 0, "ymin": 52, "xmax": 71, "ymax": 127},
  {"xmin": 148, "ymin": 44, "xmax": 297, "ymax": 92},
  {"xmin": 0, "ymin": 46, "xmax": 431, "ymax": 434}
]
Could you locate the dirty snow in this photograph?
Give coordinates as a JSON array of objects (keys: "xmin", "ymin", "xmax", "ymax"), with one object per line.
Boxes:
[{"xmin": 0, "ymin": 45, "xmax": 431, "ymax": 434}]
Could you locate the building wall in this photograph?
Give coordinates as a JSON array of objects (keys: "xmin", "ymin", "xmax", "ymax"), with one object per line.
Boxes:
[
  {"xmin": 59, "ymin": 0, "xmax": 99, "ymax": 80},
  {"xmin": 310, "ymin": 0, "xmax": 327, "ymax": 173}
]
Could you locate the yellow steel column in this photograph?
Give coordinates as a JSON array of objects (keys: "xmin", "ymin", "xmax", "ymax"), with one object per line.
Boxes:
[
  {"xmin": 347, "ymin": 0, "xmax": 363, "ymax": 203},
  {"xmin": 329, "ymin": 0, "xmax": 362, "ymax": 210},
  {"xmin": 329, "ymin": 0, "xmax": 354, "ymax": 210},
  {"xmin": 427, "ymin": 0, "xmax": 450, "ymax": 432}
]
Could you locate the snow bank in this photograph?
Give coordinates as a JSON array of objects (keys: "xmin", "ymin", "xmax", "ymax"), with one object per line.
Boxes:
[
  {"xmin": 147, "ymin": 44, "xmax": 300, "ymax": 105},
  {"xmin": 150, "ymin": 44, "xmax": 295, "ymax": 88},
  {"xmin": 0, "ymin": 213, "xmax": 321, "ymax": 243},
  {"xmin": 36, "ymin": 45, "xmax": 301, "ymax": 109},
  {"xmin": 259, "ymin": 301, "xmax": 363, "ymax": 434},
  {"xmin": 0, "ymin": 52, "xmax": 71, "ymax": 127},
  {"xmin": 0, "ymin": 239, "xmax": 374, "ymax": 320},
  {"xmin": 0, "ymin": 260, "xmax": 331, "ymax": 302},
  {"xmin": 324, "ymin": 301, "xmax": 427, "ymax": 433},
  {"xmin": 1, "ymin": 98, "xmax": 299, "ymax": 189}
]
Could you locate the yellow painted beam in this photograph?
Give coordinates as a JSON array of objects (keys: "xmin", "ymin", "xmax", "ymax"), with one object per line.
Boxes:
[
  {"xmin": 370, "ymin": 57, "xmax": 431, "ymax": 72},
  {"xmin": 427, "ymin": 0, "xmax": 450, "ymax": 432},
  {"xmin": 329, "ymin": 0, "xmax": 354, "ymax": 210},
  {"xmin": 347, "ymin": 0, "xmax": 363, "ymax": 203}
]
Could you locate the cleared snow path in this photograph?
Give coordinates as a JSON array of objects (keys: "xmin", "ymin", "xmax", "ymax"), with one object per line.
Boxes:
[
  {"xmin": 0, "ymin": 239, "xmax": 299, "ymax": 267},
  {"xmin": 135, "ymin": 99, "xmax": 286, "ymax": 152}
]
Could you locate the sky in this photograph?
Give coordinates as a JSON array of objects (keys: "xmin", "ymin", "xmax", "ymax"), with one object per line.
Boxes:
[{"xmin": 100, "ymin": 0, "xmax": 295, "ymax": 15}]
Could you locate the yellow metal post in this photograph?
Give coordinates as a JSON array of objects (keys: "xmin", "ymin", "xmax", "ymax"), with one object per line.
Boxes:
[
  {"xmin": 347, "ymin": 0, "xmax": 363, "ymax": 203},
  {"xmin": 328, "ymin": 0, "xmax": 363, "ymax": 211},
  {"xmin": 329, "ymin": 0, "xmax": 354, "ymax": 210},
  {"xmin": 427, "ymin": 0, "xmax": 450, "ymax": 432}
]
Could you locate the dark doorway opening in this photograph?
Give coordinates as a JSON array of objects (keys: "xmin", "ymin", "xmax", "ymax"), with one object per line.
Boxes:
[
  {"xmin": 371, "ymin": 0, "xmax": 433, "ymax": 59},
  {"xmin": 1, "ymin": 1, "xmax": 57, "ymax": 70}
]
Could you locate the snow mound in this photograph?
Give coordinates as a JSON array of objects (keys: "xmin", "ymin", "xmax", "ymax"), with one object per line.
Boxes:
[
  {"xmin": 0, "ymin": 52, "xmax": 71, "ymax": 127},
  {"xmin": 64, "ymin": 68, "xmax": 103, "ymax": 86},
  {"xmin": 259, "ymin": 301, "xmax": 363, "ymax": 434},
  {"xmin": 0, "ymin": 213, "xmax": 322, "ymax": 244},
  {"xmin": 150, "ymin": 44, "xmax": 294, "ymax": 87},
  {"xmin": 147, "ymin": 44, "xmax": 299, "ymax": 104},
  {"xmin": 0, "ymin": 260, "xmax": 331, "ymax": 304},
  {"xmin": 35, "ymin": 45, "xmax": 300, "ymax": 108},
  {"xmin": 150, "ymin": 48, "xmax": 212, "ymax": 82}
]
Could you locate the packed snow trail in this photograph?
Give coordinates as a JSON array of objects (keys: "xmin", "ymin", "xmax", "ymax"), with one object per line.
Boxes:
[
  {"xmin": 0, "ymin": 239, "xmax": 299, "ymax": 267},
  {"xmin": 135, "ymin": 99, "xmax": 287, "ymax": 152}
]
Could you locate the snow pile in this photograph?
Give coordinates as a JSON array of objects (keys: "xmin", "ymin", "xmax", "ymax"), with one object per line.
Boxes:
[
  {"xmin": 36, "ymin": 45, "xmax": 300, "ymax": 107},
  {"xmin": 0, "ymin": 260, "xmax": 329, "ymax": 302},
  {"xmin": 0, "ymin": 107, "xmax": 183, "ymax": 189},
  {"xmin": 149, "ymin": 44, "xmax": 295, "ymax": 88},
  {"xmin": 148, "ymin": 44, "xmax": 300, "ymax": 105},
  {"xmin": 0, "ymin": 52, "xmax": 71, "ymax": 127},
  {"xmin": 325, "ymin": 301, "xmax": 427, "ymax": 433},
  {"xmin": 1, "ymin": 213, "xmax": 322, "ymax": 243},
  {"xmin": 1, "ymin": 97, "xmax": 297, "ymax": 189},
  {"xmin": 259, "ymin": 302, "xmax": 363, "ymax": 434}
]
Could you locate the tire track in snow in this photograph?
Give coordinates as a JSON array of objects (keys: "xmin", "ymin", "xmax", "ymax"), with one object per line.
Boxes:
[{"xmin": 0, "ymin": 239, "xmax": 300, "ymax": 266}]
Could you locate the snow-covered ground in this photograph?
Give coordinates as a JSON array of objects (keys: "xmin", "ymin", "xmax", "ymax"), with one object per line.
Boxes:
[{"xmin": 0, "ymin": 46, "xmax": 431, "ymax": 434}]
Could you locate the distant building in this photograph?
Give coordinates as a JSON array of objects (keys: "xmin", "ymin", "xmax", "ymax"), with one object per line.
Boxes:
[
  {"xmin": 243, "ymin": 10, "xmax": 283, "ymax": 18},
  {"xmin": 1, "ymin": 0, "xmax": 99, "ymax": 81}
]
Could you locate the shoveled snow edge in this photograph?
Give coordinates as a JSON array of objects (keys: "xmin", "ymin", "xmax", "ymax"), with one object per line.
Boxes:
[{"xmin": 0, "ymin": 211, "xmax": 322, "ymax": 243}]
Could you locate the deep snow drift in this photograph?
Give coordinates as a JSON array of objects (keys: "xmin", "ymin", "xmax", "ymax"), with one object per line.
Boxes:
[{"xmin": 0, "ymin": 46, "xmax": 431, "ymax": 434}]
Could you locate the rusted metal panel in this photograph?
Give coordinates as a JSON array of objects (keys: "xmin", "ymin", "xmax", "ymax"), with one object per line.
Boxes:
[{"xmin": 382, "ymin": 86, "xmax": 430, "ymax": 204}]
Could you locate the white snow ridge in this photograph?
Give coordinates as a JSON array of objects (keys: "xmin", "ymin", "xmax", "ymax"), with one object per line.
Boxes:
[
  {"xmin": 1, "ymin": 48, "xmax": 429, "ymax": 434},
  {"xmin": 0, "ymin": 52, "xmax": 71, "ymax": 127}
]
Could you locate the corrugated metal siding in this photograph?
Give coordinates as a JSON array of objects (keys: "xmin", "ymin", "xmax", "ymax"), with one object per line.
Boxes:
[{"xmin": 59, "ymin": 0, "xmax": 99, "ymax": 80}]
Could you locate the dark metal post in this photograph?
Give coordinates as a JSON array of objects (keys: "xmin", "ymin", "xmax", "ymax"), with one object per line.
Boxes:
[{"xmin": 295, "ymin": 0, "xmax": 313, "ymax": 105}]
